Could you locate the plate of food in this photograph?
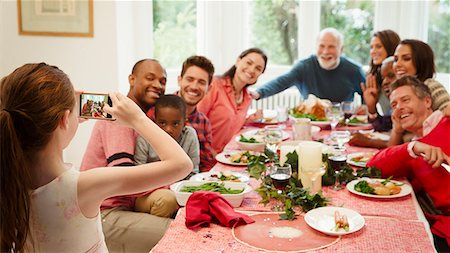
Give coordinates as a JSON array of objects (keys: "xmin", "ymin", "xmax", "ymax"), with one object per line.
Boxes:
[
  {"xmin": 289, "ymin": 94, "xmax": 331, "ymax": 125},
  {"xmin": 247, "ymin": 109, "xmax": 282, "ymax": 124},
  {"xmin": 239, "ymin": 129, "xmax": 290, "ymax": 142},
  {"xmin": 216, "ymin": 150, "xmax": 259, "ymax": 166},
  {"xmin": 346, "ymin": 178, "xmax": 412, "ymax": 199},
  {"xmin": 190, "ymin": 171, "xmax": 250, "ymax": 183},
  {"xmin": 304, "ymin": 206, "xmax": 365, "ymax": 236},
  {"xmin": 346, "ymin": 152, "xmax": 375, "ymax": 167},
  {"xmin": 347, "ymin": 115, "xmax": 371, "ymax": 127},
  {"xmin": 358, "ymin": 130, "xmax": 390, "ymax": 141}
]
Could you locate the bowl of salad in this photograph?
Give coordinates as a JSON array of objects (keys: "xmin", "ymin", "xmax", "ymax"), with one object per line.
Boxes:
[
  {"xmin": 170, "ymin": 180, "xmax": 252, "ymax": 207},
  {"xmin": 235, "ymin": 134, "xmax": 266, "ymax": 152}
]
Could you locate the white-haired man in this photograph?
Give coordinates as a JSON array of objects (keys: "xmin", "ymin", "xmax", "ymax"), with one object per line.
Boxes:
[{"xmin": 251, "ymin": 27, "xmax": 365, "ymax": 102}]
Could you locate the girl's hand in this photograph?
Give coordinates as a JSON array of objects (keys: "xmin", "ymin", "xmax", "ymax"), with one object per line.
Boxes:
[{"xmin": 103, "ymin": 92, "xmax": 147, "ymax": 127}]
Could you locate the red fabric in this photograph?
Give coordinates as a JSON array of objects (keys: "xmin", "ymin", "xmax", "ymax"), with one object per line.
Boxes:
[
  {"xmin": 425, "ymin": 213, "xmax": 450, "ymax": 246},
  {"xmin": 185, "ymin": 192, "xmax": 254, "ymax": 229}
]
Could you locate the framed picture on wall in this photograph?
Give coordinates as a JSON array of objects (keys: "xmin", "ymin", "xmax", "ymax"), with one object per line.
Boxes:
[{"xmin": 17, "ymin": 0, "xmax": 93, "ymax": 37}]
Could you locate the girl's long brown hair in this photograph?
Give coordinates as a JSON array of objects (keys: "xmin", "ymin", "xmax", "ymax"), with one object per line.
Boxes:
[{"xmin": 0, "ymin": 63, "xmax": 75, "ymax": 252}]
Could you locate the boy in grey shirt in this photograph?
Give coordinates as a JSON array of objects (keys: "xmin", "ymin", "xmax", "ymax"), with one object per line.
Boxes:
[{"xmin": 135, "ymin": 95, "xmax": 200, "ymax": 176}]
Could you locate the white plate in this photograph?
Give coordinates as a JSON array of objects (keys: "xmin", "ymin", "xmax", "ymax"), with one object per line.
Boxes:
[
  {"xmin": 346, "ymin": 152, "xmax": 375, "ymax": 167},
  {"xmin": 358, "ymin": 131, "xmax": 390, "ymax": 141},
  {"xmin": 347, "ymin": 122, "xmax": 372, "ymax": 127},
  {"xmin": 247, "ymin": 109, "xmax": 283, "ymax": 124},
  {"xmin": 304, "ymin": 206, "xmax": 365, "ymax": 236},
  {"xmin": 190, "ymin": 171, "xmax": 250, "ymax": 183},
  {"xmin": 216, "ymin": 151, "xmax": 259, "ymax": 166},
  {"xmin": 346, "ymin": 178, "xmax": 413, "ymax": 199},
  {"xmin": 239, "ymin": 129, "xmax": 290, "ymax": 142},
  {"xmin": 310, "ymin": 120, "xmax": 331, "ymax": 126}
]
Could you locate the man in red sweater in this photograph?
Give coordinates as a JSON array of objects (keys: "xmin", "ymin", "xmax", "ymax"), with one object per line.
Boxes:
[{"xmin": 367, "ymin": 76, "xmax": 450, "ymax": 251}]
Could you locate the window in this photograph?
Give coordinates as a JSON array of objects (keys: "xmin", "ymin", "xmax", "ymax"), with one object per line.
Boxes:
[
  {"xmin": 153, "ymin": 0, "xmax": 196, "ymax": 69},
  {"xmin": 250, "ymin": 0, "xmax": 298, "ymax": 65},
  {"xmin": 428, "ymin": 0, "xmax": 450, "ymax": 73},
  {"xmin": 320, "ymin": 0, "xmax": 374, "ymax": 65}
]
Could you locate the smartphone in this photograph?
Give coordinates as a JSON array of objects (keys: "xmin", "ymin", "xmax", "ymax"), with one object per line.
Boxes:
[{"xmin": 79, "ymin": 92, "xmax": 114, "ymax": 120}]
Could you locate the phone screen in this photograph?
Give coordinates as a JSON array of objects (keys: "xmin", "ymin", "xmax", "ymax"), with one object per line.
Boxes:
[{"xmin": 79, "ymin": 93, "xmax": 114, "ymax": 120}]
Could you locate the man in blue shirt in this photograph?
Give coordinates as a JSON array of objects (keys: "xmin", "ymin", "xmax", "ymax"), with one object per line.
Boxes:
[{"xmin": 251, "ymin": 28, "xmax": 365, "ymax": 102}]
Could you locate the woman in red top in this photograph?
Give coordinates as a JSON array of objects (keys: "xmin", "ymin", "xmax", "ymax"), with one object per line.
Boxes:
[{"xmin": 198, "ymin": 48, "xmax": 268, "ymax": 153}]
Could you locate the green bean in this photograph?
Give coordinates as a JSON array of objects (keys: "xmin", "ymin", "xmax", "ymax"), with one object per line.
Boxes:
[{"xmin": 180, "ymin": 182, "xmax": 244, "ymax": 194}]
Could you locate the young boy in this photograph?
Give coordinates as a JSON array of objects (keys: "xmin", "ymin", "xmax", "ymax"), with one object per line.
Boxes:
[
  {"xmin": 133, "ymin": 95, "xmax": 200, "ymax": 216},
  {"xmin": 135, "ymin": 95, "xmax": 200, "ymax": 172}
]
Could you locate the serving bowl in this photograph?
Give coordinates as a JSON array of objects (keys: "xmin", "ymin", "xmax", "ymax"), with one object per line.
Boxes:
[
  {"xmin": 170, "ymin": 180, "xmax": 252, "ymax": 207},
  {"xmin": 235, "ymin": 139, "xmax": 266, "ymax": 152}
]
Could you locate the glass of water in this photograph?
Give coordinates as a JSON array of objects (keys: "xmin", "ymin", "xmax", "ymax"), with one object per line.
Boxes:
[
  {"xmin": 331, "ymin": 130, "xmax": 351, "ymax": 152},
  {"xmin": 264, "ymin": 126, "xmax": 283, "ymax": 153},
  {"xmin": 326, "ymin": 102, "xmax": 343, "ymax": 132}
]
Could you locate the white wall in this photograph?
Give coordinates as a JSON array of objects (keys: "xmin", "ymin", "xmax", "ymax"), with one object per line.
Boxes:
[{"xmin": 0, "ymin": 1, "xmax": 120, "ymax": 168}]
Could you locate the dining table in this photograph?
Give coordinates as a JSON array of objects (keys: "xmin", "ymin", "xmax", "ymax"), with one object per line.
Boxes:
[{"xmin": 150, "ymin": 120, "xmax": 437, "ymax": 253}]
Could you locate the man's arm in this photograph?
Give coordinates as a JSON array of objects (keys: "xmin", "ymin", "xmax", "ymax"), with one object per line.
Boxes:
[{"xmin": 255, "ymin": 61, "xmax": 303, "ymax": 99}]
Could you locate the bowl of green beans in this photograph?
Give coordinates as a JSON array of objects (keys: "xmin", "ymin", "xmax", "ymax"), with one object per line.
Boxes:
[{"xmin": 170, "ymin": 181, "xmax": 252, "ymax": 207}]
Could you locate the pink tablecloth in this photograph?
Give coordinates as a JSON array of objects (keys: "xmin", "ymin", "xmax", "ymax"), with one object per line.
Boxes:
[
  {"xmin": 151, "ymin": 209, "xmax": 435, "ymax": 253},
  {"xmin": 152, "ymin": 126, "xmax": 436, "ymax": 252}
]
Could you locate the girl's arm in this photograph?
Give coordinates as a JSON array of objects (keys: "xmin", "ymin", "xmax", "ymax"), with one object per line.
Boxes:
[{"xmin": 78, "ymin": 92, "xmax": 193, "ymax": 217}]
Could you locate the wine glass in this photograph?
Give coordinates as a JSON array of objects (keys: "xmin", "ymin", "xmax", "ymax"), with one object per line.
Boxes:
[
  {"xmin": 331, "ymin": 130, "xmax": 351, "ymax": 152},
  {"xmin": 263, "ymin": 126, "xmax": 283, "ymax": 153},
  {"xmin": 341, "ymin": 101, "xmax": 355, "ymax": 125},
  {"xmin": 328, "ymin": 155, "xmax": 347, "ymax": 191},
  {"xmin": 300, "ymin": 166, "xmax": 326, "ymax": 194},
  {"xmin": 326, "ymin": 103, "xmax": 343, "ymax": 132},
  {"xmin": 269, "ymin": 163, "xmax": 292, "ymax": 211}
]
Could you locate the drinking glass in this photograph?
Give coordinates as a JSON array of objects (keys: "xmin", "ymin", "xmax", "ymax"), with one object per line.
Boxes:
[
  {"xmin": 263, "ymin": 126, "xmax": 283, "ymax": 153},
  {"xmin": 326, "ymin": 103, "xmax": 343, "ymax": 132},
  {"xmin": 331, "ymin": 130, "xmax": 351, "ymax": 152},
  {"xmin": 269, "ymin": 163, "xmax": 292, "ymax": 211},
  {"xmin": 328, "ymin": 155, "xmax": 347, "ymax": 191},
  {"xmin": 301, "ymin": 166, "xmax": 326, "ymax": 194},
  {"xmin": 341, "ymin": 101, "xmax": 355, "ymax": 125},
  {"xmin": 269, "ymin": 163, "xmax": 292, "ymax": 190}
]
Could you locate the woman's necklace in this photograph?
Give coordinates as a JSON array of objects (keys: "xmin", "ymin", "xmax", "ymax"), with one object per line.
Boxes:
[{"xmin": 232, "ymin": 83, "xmax": 244, "ymax": 105}]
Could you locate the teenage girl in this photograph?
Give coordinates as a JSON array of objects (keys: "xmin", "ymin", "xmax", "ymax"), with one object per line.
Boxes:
[{"xmin": 0, "ymin": 63, "xmax": 192, "ymax": 252}]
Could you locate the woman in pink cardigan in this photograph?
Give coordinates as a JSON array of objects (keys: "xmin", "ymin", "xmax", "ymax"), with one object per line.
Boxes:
[{"xmin": 197, "ymin": 48, "xmax": 268, "ymax": 153}]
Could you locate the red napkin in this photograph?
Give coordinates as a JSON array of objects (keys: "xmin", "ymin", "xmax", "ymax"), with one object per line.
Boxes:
[{"xmin": 185, "ymin": 191, "xmax": 254, "ymax": 229}]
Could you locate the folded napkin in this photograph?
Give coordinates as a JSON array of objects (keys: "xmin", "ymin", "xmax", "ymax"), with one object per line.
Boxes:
[{"xmin": 185, "ymin": 191, "xmax": 254, "ymax": 229}]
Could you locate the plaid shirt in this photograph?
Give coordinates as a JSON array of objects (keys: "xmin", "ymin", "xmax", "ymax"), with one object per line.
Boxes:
[{"xmin": 187, "ymin": 108, "xmax": 216, "ymax": 172}]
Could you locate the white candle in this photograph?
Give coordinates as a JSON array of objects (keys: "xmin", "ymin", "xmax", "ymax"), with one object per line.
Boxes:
[
  {"xmin": 297, "ymin": 141, "xmax": 323, "ymax": 192},
  {"xmin": 297, "ymin": 141, "xmax": 322, "ymax": 170}
]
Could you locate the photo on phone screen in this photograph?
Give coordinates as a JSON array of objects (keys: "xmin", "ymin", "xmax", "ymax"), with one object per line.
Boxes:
[{"xmin": 79, "ymin": 93, "xmax": 114, "ymax": 120}]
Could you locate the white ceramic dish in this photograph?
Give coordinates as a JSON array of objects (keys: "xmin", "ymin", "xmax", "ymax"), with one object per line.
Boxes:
[
  {"xmin": 346, "ymin": 178, "xmax": 412, "ymax": 199},
  {"xmin": 190, "ymin": 171, "xmax": 250, "ymax": 183},
  {"xmin": 346, "ymin": 152, "xmax": 375, "ymax": 167},
  {"xmin": 170, "ymin": 180, "xmax": 252, "ymax": 207},
  {"xmin": 216, "ymin": 151, "xmax": 259, "ymax": 166},
  {"xmin": 304, "ymin": 206, "xmax": 365, "ymax": 236},
  {"xmin": 235, "ymin": 140, "xmax": 266, "ymax": 152},
  {"xmin": 239, "ymin": 129, "xmax": 290, "ymax": 141},
  {"xmin": 289, "ymin": 115, "xmax": 330, "ymax": 126}
]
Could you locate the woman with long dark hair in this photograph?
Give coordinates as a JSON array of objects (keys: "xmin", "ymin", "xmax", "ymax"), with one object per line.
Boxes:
[{"xmin": 198, "ymin": 48, "xmax": 268, "ymax": 153}]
